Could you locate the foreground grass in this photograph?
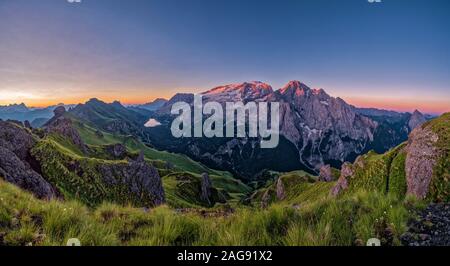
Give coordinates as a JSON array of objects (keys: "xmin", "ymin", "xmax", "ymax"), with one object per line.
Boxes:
[{"xmin": 0, "ymin": 179, "xmax": 422, "ymax": 246}]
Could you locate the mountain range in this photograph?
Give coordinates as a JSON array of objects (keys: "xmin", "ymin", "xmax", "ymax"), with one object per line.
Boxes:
[
  {"xmin": 145, "ymin": 81, "xmax": 429, "ymax": 179},
  {"xmin": 0, "ymin": 103, "xmax": 76, "ymax": 128},
  {"xmin": 1, "ymin": 81, "xmax": 430, "ymax": 181}
]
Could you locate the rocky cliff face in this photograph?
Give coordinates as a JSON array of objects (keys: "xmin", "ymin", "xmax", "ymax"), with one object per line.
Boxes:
[
  {"xmin": 408, "ymin": 110, "xmax": 427, "ymax": 131},
  {"xmin": 95, "ymin": 152, "xmax": 165, "ymax": 206},
  {"xmin": 404, "ymin": 113, "xmax": 449, "ymax": 201},
  {"xmin": 405, "ymin": 125, "xmax": 439, "ymax": 199},
  {"xmin": 44, "ymin": 106, "xmax": 87, "ymax": 153},
  {"xmin": 0, "ymin": 121, "xmax": 57, "ymax": 199},
  {"xmin": 150, "ymin": 81, "xmax": 380, "ymax": 177},
  {"xmin": 275, "ymin": 81, "xmax": 377, "ymax": 171}
]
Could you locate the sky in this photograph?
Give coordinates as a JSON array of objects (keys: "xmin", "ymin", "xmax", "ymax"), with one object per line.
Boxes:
[{"xmin": 0, "ymin": 0, "xmax": 449, "ymax": 114}]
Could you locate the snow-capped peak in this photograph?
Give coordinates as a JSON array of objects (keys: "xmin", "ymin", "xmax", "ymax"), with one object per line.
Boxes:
[{"xmin": 201, "ymin": 81, "xmax": 273, "ymax": 102}]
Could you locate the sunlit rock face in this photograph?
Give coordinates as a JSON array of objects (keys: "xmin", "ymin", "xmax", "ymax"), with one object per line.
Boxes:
[
  {"xmin": 275, "ymin": 81, "xmax": 377, "ymax": 171},
  {"xmin": 151, "ymin": 80, "xmax": 381, "ymax": 177}
]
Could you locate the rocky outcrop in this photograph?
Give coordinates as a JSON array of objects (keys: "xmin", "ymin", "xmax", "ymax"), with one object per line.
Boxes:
[
  {"xmin": 319, "ymin": 165, "xmax": 333, "ymax": 182},
  {"xmin": 53, "ymin": 106, "xmax": 66, "ymax": 117},
  {"xmin": 0, "ymin": 121, "xmax": 35, "ymax": 160},
  {"xmin": 261, "ymin": 190, "xmax": 271, "ymax": 209},
  {"xmin": 0, "ymin": 146, "xmax": 57, "ymax": 199},
  {"xmin": 0, "ymin": 121, "xmax": 57, "ymax": 199},
  {"xmin": 85, "ymin": 152, "xmax": 165, "ymax": 206},
  {"xmin": 24, "ymin": 120, "xmax": 32, "ymax": 129},
  {"xmin": 200, "ymin": 173, "xmax": 213, "ymax": 205},
  {"xmin": 44, "ymin": 107, "xmax": 87, "ymax": 153},
  {"xmin": 276, "ymin": 177, "xmax": 286, "ymax": 200},
  {"xmin": 106, "ymin": 143, "xmax": 127, "ymax": 159},
  {"xmin": 408, "ymin": 110, "xmax": 427, "ymax": 131},
  {"xmin": 331, "ymin": 162, "xmax": 353, "ymax": 196},
  {"xmin": 405, "ymin": 125, "xmax": 439, "ymax": 199}
]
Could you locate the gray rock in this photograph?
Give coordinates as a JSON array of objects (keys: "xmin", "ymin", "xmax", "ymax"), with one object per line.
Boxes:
[
  {"xmin": 44, "ymin": 108, "xmax": 87, "ymax": 153},
  {"xmin": 408, "ymin": 110, "xmax": 427, "ymax": 131},
  {"xmin": 276, "ymin": 177, "xmax": 286, "ymax": 200},
  {"xmin": 200, "ymin": 173, "xmax": 212, "ymax": 205},
  {"xmin": 97, "ymin": 154, "xmax": 165, "ymax": 206},
  {"xmin": 0, "ymin": 121, "xmax": 57, "ymax": 199},
  {"xmin": 330, "ymin": 162, "xmax": 352, "ymax": 196},
  {"xmin": 0, "ymin": 121, "xmax": 36, "ymax": 161},
  {"xmin": 319, "ymin": 164, "xmax": 333, "ymax": 182},
  {"xmin": 405, "ymin": 125, "xmax": 439, "ymax": 199},
  {"xmin": 277, "ymin": 81, "xmax": 377, "ymax": 171},
  {"xmin": 106, "ymin": 143, "xmax": 127, "ymax": 159},
  {"xmin": 24, "ymin": 120, "xmax": 32, "ymax": 129}
]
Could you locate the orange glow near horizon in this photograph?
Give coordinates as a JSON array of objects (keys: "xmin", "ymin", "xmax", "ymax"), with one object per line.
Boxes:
[
  {"xmin": 0, "ymin": 96, "xmax": 167, "ymax": 109},
  {"xmin": 1, "ymin": 93, "xmax": 448, "ymax": 115},
  {"xmin": 0, "ymin": 88, "xmax": 195, "ymax": 108},
  {"xmin": 344, "ymin": 97, "xmax": 449, "ymax": 115}
]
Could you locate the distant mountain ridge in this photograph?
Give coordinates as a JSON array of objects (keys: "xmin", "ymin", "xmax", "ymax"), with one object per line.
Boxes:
[
  {"xmin": 0, "ymin": 103, "xmax": 76, "ymax": 126},
  {"xmin": 0, "ymin": 103, "xmax": 29, "ymax": 113},
  {"xmin": 136, "ymin": 98, "xmax": 168, "ymax": 111}
]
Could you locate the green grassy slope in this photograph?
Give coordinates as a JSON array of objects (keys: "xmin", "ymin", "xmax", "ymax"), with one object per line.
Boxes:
[
  {"xmin": 250, "ymin": 170, "xmax": 333, "ymax": 206},
  {"xmin": 31, "ymin": 135, "xmax": 162, "ymax": 207},
  {"xmin": 31, "ymin": 134, "xmax": 249, "ymax": 209},
  {"xmin": 348, "ymin": 144, "xmax": 407, "ymax": 198},
  {"xmin": 426, "ymin": 113, "xmax": 450, "ymax": 202},
  {"xmin": 72, "ymin": 118, "xmax": 230, "ymax": 177},
  {"xmin": 0, "ymin": 179, "xmax": 421, "ymax": 246},
  {"xmin": 26, "ymin": 116, "xmax": 249, "ymax": 208},
  {"xmin": 162, "ymin": 172, "xmax": 225, "ymax": 208},
  {"xmin": 348, "ymin": 113, "xmax": 449, "ymax": 201},
  {"xmin": 69, "ymin": 116, "xmax": 251, "ymax": 207}
]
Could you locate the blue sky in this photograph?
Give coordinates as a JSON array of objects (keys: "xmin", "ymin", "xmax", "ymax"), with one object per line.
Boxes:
[{"xmin": 0, "ymin": 0, "xmax": 449, "ymax": 113}]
